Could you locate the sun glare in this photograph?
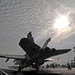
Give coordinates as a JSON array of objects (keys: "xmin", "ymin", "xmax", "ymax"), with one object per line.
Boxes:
[{"xmin": 54, "ymin": 15, "xmax": 70, "ymax": 30}]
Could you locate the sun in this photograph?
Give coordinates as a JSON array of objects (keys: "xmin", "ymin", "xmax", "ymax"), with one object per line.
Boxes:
[{"xmin": 54, "ymin": 15, "xmax": 70, "ymax": 30}]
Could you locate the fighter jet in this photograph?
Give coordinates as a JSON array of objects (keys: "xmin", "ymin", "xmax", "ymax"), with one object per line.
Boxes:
[{"xmin": 0, "ymin": 31, "xmax": 71, "ymax": 71}]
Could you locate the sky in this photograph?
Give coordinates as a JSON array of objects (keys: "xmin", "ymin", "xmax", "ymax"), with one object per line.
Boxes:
[{"xmin": 0, "ymin": 0, "xmax": 75, "ymax": 68}]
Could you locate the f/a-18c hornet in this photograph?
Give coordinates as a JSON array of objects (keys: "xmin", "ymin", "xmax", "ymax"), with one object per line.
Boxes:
[{"xmin": 0, "ymin": 31, "xmax": 71, "ymax": 71}]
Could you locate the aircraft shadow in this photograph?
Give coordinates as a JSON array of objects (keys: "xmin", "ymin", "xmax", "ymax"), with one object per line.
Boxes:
[{"xmin": 11, "ymin": 70, "xmax": 62, "ymax": 75}]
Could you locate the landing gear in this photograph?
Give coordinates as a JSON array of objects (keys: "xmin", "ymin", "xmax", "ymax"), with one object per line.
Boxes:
[
  {"xmin": 36, "ymin": 65, "xmax": 39, "ymax": 71},
  {"xmin": 32, "ymin": 62, "xmax": 39, "ymax": 71},
  {"xmin": 18, "ymin": 66, "xmax": 21, "ymax": 71},
  {"xmin": 18, "ymin": 65, "xmax": 23, "ymax": 71}
]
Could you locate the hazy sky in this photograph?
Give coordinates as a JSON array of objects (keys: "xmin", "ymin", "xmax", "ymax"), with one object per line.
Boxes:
[{"xmin": 0, "ymin": 0, "xmax": 75, "ymax": 68}]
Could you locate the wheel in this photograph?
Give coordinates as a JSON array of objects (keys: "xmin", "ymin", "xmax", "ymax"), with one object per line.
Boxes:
[
  {"xmin": 36, "ymin": 66, "xmax": 39, "ymax": 71},
  {"xmin": 18, "ymin": 66, "xmax": 21, "ymax": 71}
]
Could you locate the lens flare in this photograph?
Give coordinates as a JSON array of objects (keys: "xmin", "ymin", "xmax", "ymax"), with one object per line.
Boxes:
[
  {"xmin": 54, "ymin": 15, "xmax": 70, "ymax": 31},
  {"xmin": 49, "ymin": 14, "xmax": 72, "ymax": 46}
]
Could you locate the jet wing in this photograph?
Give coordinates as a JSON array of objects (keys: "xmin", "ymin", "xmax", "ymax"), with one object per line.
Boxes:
[
  {"xmin": 19, "ymin": 38, "xmax": 40, "ymax": 57},
  {"xmin": 0, "ymin": 54, "xmax": 25, "ymax": 60},
  {"xmin": 52, "ymin": 49, "xmax": 71, "ymax": 56}
]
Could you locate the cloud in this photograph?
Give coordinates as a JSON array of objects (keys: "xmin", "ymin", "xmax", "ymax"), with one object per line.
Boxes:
[{"xmin": 35, "ymin": 2, "xmax": 75, "ymax": 47}]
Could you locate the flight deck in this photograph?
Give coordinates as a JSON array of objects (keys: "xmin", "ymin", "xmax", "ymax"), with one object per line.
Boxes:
[{"xmin": 0, "ymin": 68, "xmax": 75, "ymax": 75}]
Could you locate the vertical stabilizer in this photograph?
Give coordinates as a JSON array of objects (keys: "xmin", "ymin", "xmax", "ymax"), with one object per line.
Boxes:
[
  {"xmin": 27, "ymin": 31, "xmax": 34, "ymax": 42},
  {"xmin": 42, "ymin": 38, "xmax": 51, "ymax": 48}
]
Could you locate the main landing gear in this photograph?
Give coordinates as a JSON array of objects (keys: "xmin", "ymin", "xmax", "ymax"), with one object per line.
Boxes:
[
  {"xmin": 18, "ymin": 65, "xmax": 23, "ymax": 71},
  {"xmin": 35, "ymin": 65, "xmax": 39, "ymax": 71}
]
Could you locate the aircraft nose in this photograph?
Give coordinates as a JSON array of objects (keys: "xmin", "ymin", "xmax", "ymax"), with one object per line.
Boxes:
[
  {"xmin": 56, "ymin": 49, "xmax": 71, "ymax": 55},
  {"xmin": 65, "ymin": 49, "xmax": 71, "ymax": 52}
]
